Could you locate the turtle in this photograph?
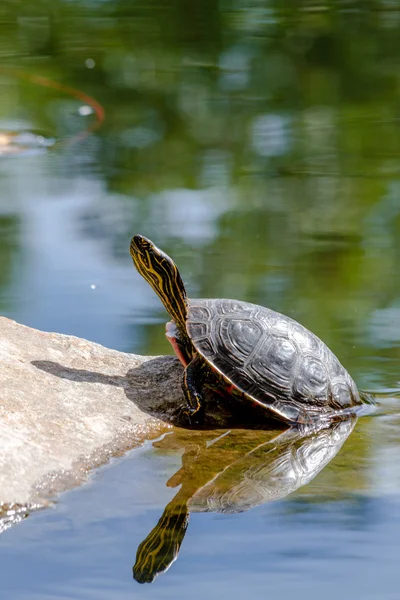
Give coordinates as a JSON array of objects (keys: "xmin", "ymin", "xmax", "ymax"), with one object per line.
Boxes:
[
  {"xmin": 130, "ymin": 234, "xmax": 364, "ymax": 426},
  {"xmin": 133, "ymin": 419, "xmax": 356, "ymax": 583}
]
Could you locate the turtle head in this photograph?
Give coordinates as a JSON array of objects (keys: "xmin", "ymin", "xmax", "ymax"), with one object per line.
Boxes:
[
  {"xmin": 130, "ymin": 234, "xmax": 188, "ymax": 330},
  {"xmin": 130, "ymin": 234, "xmax": 156, "ymax": 256}
]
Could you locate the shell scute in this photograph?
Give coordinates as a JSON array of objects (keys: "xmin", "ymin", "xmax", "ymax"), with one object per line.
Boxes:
[
  {"xmin": 288, "ymin": 322, "xmax": 322, "ymax": 356},
  {"xmin": 190, "ymin": 305, "xmax": 212, "ymax": 321},
  {"xmin": 189, "ymin": 322, "xmax": 209, "ymax": 340},
  {"xmin": 293, "ymin": 355, "xmax": 329, "ymax": 404},
  {"xmin": 330, "ymin": 379, "xmax": 354, "ymax": 408},
  {"xmin": 219, "ymin": 300, "xmax": 254, "ymax": 317},
  {"xmin": 268, "ymin": 314, "xmax": 289, "ymax": 337},
  {"xmin": 251, "ymin": 337, "xmax": 297, "ymax": 390},
  {"xmin": 225, "ymin": 319, "xmax": 264, "ymax": 360}
]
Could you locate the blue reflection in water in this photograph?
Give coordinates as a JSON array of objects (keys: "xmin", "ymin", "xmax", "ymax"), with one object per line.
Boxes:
[{"xmin": 1, "ymin": 423, "xmax": 400, "ymax": 600}]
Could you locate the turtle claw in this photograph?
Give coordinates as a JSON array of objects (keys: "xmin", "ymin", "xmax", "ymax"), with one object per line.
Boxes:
[
  {"xmin": 181, "ymin": 405, "xmax": 204, "ymax": 428},
  {"xmin": 177, "ymin": 405, "xmax": 197, "ymax": 428}
]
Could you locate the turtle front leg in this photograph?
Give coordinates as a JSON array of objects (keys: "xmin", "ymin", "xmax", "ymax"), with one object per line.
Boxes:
[{"xmin": 182, "ymin": 354, "xmax": 207, "ymax": 425}]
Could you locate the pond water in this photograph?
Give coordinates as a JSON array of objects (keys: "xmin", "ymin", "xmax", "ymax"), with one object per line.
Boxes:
[{"xmin": 1, "ymin": 1, "xmax": 400, "ymax": 598}]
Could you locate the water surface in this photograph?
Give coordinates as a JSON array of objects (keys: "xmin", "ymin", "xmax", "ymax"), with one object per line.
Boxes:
[{"xmin": 1, "ymin": 2, "xmax": 400, "ymax": 598}]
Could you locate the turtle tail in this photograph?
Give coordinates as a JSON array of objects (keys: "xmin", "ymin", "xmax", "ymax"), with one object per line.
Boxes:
[
  {"xmin": 130, "ymin": 235, "xmax": 188, "ymax": 332},
  {"xmin": 133, "ymin": 500, "xmax": 189, "ymax": 584},
  {"xmin": 359, "ymin": 390, "xmax": 377, "ymax": 405}
]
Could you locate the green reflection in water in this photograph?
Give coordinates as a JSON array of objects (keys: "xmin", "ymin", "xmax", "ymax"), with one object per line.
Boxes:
[
  {"xmin": 0, "ymin": 216, "xmax": 20, "ymax": 314},
  {"xmin": 0, "ymin": 3, "xmax": 399, "ymax": 373}
]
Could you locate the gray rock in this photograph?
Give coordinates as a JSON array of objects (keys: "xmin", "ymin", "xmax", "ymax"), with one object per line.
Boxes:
[{"xmin": 0, "ymin": 316, "xmax": 184, "ymax": 511}]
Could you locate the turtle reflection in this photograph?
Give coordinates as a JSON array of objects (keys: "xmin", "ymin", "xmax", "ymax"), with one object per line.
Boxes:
[{"xmin": 133, "ymin": 418, "xmax": 356, "ymax": 583}]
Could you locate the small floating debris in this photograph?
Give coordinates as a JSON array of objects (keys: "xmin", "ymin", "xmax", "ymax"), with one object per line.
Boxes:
[
  {"xmin": 0, "ymin": 130, "xmax": 55, "ymax": 157},
  {"xmin": 78, "ymin": 105, "xmax": 94, "ymax": 116}
]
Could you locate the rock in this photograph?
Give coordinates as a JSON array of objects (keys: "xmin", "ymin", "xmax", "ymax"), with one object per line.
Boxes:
[{"xmin": 0, "ymin": 316, "xmax": 185, "ymax": 511}]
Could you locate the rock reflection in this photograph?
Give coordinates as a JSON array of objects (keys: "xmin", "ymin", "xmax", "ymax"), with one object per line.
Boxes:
[{"xmin": 133, "ymin": 418, "xmax": 356, "ymax": 583}]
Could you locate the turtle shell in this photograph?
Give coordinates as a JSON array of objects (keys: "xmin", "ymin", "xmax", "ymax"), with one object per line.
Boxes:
[{"xmin": 186, "ymin": 298, "xmax": 361, "ymax": 424}]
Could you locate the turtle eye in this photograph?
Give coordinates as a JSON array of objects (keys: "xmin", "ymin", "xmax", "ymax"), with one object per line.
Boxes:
[{"xmin": 132, "ymin": 234, "xmax": 152, "ymax": 252}]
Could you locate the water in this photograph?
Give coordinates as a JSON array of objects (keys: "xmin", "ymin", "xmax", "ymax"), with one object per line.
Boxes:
[{"xmin": 1, "ymin": 1, "xmax": 400, "ymax": 598}]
